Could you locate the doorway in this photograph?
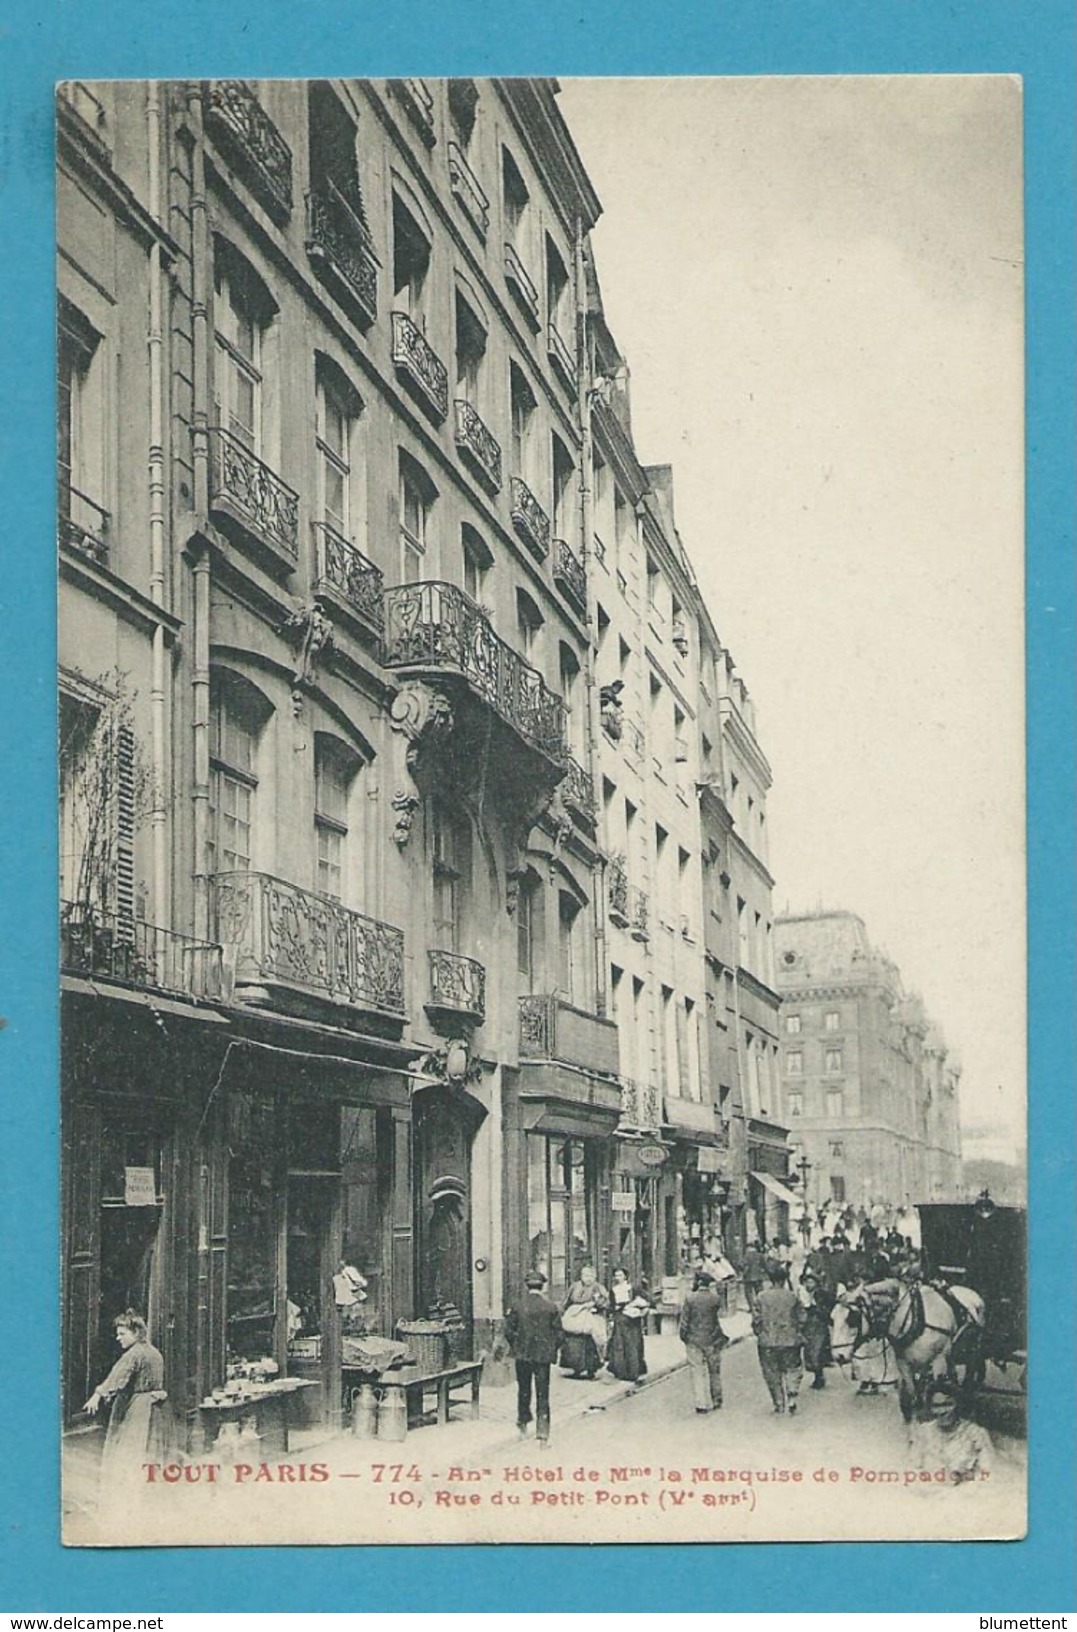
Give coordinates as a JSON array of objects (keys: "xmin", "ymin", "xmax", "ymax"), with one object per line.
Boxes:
[{"xmin": 286, "ymin": 1174, "xmax": 341, "ymax": 1427}]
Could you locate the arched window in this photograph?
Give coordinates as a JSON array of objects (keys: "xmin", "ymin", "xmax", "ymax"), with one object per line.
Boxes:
[
  {"xmin": 559, "ymin": 642, "xmax": 581, "ymax": 756},
  {"xmin": 557, "ymin": 889, "xmax": 581, "ymax": 1005},
  {"xmin": 516, "ymin": 869, "xmax": 540, "ymax": 991},
  {"xmin": 315, "ymin": 355, "xmax": 365, "ymax": 546},
  {"xmin": 208, "ymin": 671, "xmax": 272, "ymax": 874},
  {"xmin": 431, "ymin": 801, "xmax": 472, "ymax": 952},
  {"xmin": 516, "ymin": 586, "xmax": 543, "ymax": 662},
  {"xmin": 213, "ymin": 239, "xmax": 279, "ymax": 463},
  {"xmin": 461, "ymin": 523, "xmax": 493, "ymax": 605}
]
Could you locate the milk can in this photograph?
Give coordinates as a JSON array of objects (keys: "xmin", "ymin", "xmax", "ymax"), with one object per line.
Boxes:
[
  {"xmin": 351, "ymin": 1383, "xmax": 379, "ymax": 1439},
  {"xmin": 376, "ymin": 1387, "xmax": 407, "ymax": 1441}
]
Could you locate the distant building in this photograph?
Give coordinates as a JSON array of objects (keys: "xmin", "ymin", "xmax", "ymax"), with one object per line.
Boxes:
[{"xmin": 774, "ymin": 910, "xmax": 963, "ymax": 1211}]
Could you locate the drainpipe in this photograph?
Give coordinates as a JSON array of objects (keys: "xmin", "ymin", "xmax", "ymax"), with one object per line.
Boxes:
[
  {"xmin": 146, "ymin": 84, "xmax": 169, "ymax": 926},
  {"xmin": 188, "ymin": 84, "xmax": 212, "ymax": 940},
  {"xmin": 574, "ymin": 216, "xmax": 607, "ymax": 1020}
]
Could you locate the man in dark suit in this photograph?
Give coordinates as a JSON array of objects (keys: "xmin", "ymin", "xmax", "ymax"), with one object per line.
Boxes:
[
  {"xmin": 678, "ymin": 1269, "xmax": 729, "ymax": 1413},
  {"xmin": 503, "ymin": 1269, "xmax": 562, "ymax": 1446}
]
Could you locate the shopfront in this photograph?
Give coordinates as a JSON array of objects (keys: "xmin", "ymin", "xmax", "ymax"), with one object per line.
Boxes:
[{"xmin": 610, "ymin": 1139, "xmax": 675, "ymax": 1287}]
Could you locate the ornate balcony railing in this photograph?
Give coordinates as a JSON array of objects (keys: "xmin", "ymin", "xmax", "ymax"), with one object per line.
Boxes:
[
  {"xmin": 519, "ymin": 993, "xmax": 555, "ymax": 1056},
  {"xmin": 209, "ymin": 871, "xmax": 406, "ymax": 1017},
  {"xmin": 391, "ymin": 78, "xmax": 436, "ymax": 146},
  {"xmin": 61, "ymin": 900, "xmax": 222, "ymax": 1000},
  {"xmin": 382, "ymin": 580, "xmax": 567, "ymax": 762},
  {"xmin": 453, "ymin": 399, "xmax": 502, "ymax": 493},
  {"xmin": 391, "ymin": 311, "xmax": 449, "ymax": 423},
  {"xmin": 608, "ymin": 856, "xmax": 629, "ymax": 927},
  {"xmin": 59, "ymin": 483, "xmax": 110, "ymax": 566},
  {"xmin": 306, "ymin": 184, "xmax": 378, "ymax": 327},
  {"xmin": 204, "ymin": 80, "xmax": 293, "ymax": 219},
  {"xmin": 562, "ymin": 754, "xmax": 596, "ymax": 822},
  {"xmin": 553, "ymin": 536, "xmax": 586, "ymax": 613},
  {"xmin": 447, "ymin": 141, "xmax": 489, "ymax": 235},
  {"xmin": 427, "ymin": 949, "xmax": 486, "ymax": 1024},
  {"xmin": 208, "ymin": 426, "xmax": 299, "ymax": 567},
  {"xmin": 312, "ymin": 521, "xmax": 383, "ymax": 635},
  {"xmin": 504, "ymin": 242, "xmax": 540, "ymax": 326},
  {"xmin": 510, "ymin": 476, "xmax": 551, "ymax": 562},
  {"xmin": 546, "ymin": 321, "xmax": 577, "ymax": 390},
  {"xmin": 619, "ymin": 1078, "xmax": 663, "ymax": 1131},
  {"xmin": 629, "ymin": 886, "xmax": 649, "ymax": 943}
]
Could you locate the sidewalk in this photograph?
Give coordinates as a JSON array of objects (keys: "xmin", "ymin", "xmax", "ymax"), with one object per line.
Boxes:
[{"xmin": 298, "ymin": 1308, "xmax": 754, "ymax": 1470}]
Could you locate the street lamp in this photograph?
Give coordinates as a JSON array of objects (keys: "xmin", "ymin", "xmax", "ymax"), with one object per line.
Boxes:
[{"xmin": 794, "ymin": 1153, "xmax": 813, "ymax": 1243}]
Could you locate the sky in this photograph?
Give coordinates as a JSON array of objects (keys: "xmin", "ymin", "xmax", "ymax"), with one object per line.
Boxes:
[{"xmin": 556, "ymin": 76, "xmax": 1025, "ymax": 1148}]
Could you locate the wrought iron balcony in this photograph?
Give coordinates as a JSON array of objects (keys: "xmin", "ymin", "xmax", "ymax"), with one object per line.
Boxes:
[
  {"xmin": 306, "ymin": 184, "xmax": 378, "ymax": 328},
  {"xmin": 562, "ymin": 754, "xmax": 597, "ymax": 823},
  {"xmin": 546, "ymin": 321, "xmax": 577, "ymax": 391},
  {"xmin": 391, "ymin": 311, "xmax": 449, "ymax": 423},
  {"xmin": 619, "ymin": 1078, "xmax": 663, "ymax": 1132},
  {"xmin": 629, "ymin": 886, "xmax": 649, "ymax": 943},
  {"xmin": 209, "ymin": 870, "xmax": 406, "ymax": 1017},
  {"xmin": 608, "ymin": 856, "xmax": 629, "ymax": 927},
  {"xmin": 553, "ymin": 536, "xmax": 586, "ymax": 613},
  {"xmin": 391, "ymin": 78, "xmax": 436, "ymax": 146},
  {"xmin": 447, "ymin": 141, "xmax": 489, "ymax": 235},
  {"xmin": 427, "ymin": 949, "xmax": 486, "ymax": 1025},
  {"xmin": 204, "ymin": 80, "xmax": 293, "ymax": 219},
  {"xmin": 61, "ymin": 900, "xmax": 222, "ymax": 1000},
  {"xmin": 519, "ymin": 995, "xmax": 620, "ymax": 1077},
  {"xmin": 312, "ymin": 521, "xmax": 384, "ymax": 637},
  {"xmin": 59, "ymin": 483, "xmax": 110, "ymax": 566},
  {"xmin": 510, "ymin": 476, "xmax": 551, "ymax": 562},
  {"xmin": 208, "ymin": 426, "xmax": 299, "ymax": 571},
  {"xmin": 453, "ymin": 399, "xmax": 502, "ymax": 493},
  {"xmin": 504, "ymin": 242, "xmax": 540, "ymax": 327},
  {"xmin": 382, "ymin": 580, "xmax": 567, "ymax": 762}
]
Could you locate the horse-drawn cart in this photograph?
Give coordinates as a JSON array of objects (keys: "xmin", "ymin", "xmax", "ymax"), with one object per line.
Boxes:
[{"xmin": 917, "ymin": 1196, "xmax": 1027, "ymax": 1412}]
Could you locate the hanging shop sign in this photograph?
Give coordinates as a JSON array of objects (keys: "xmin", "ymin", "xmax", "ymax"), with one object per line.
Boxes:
[
  {"xmin": 637, "ymin": 1144, "xmax": 668, "ymax": 1168},
  {"xmin": 696, "ymin": 1146, "xmax": 725, "ymax": 1175},
  {"xmin": 124, "ymin": 1166, "xmax": 157, "ymax": 1207},
  {"xmin": 611, "ymin": 1191, "xmax": 636, "ymax": 1213}
]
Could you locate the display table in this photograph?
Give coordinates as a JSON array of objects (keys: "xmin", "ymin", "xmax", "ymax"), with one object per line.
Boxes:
[
  {"xmin": 343, "ymin": 1360, "xmax": 483, "ymax": 1433},
  {"xmin": 197, "ymin": 1378, "xmax": 318, "ymax": 1456}
]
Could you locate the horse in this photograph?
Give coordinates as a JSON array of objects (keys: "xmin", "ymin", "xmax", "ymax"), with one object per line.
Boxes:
[{"xmin": 829, "ymin": 1279, "xmax": 986, "ymax": 1421}]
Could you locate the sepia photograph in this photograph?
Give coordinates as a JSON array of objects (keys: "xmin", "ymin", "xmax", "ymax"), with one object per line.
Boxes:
[{"xmin": 56, "ymin": 72, "xmax": 1026, "ymax": 1548}]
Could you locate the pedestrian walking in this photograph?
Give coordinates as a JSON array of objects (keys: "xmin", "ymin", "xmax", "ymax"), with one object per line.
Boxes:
[
  {"xmin": 753, "ymin": 1264, "xmax": 805, "ymax": 1414},
  {"xmin": 503, "ymin": 1270, "xmax": 562, "ymax": 1446},
  {"xmin": 798, "ymin": 1270, "xmax": 834, "ymax": 1388},
  {"xmin": 678, "ymin": 1269, "xmax": 729, "ymax": 1414},
  {"xmin": 606, "ymin": 1267, "xmax": 651, "ymax": 1383}
]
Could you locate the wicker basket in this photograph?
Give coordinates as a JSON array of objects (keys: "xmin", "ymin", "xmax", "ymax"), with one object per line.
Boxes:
[
  {"xmin": 443, "ymin": 1322, "xmax": 471, "ymax": 1363},
  {"xmin": 397, "ymin": 1320, "xmax": 447, "ymax": 1373}
]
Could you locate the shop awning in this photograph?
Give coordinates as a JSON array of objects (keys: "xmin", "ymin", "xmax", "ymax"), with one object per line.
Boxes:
[
  {"xmin": 750, "ymin": 1170, "xmax": 802, "ymax": 1210},
  {"xmin": 662, "ymin": 1094, "xmax": 718, "ymax": 1140}
]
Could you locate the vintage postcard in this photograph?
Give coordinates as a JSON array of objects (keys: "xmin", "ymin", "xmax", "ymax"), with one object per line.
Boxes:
[{"xmin": 57, "ymin": 73, "xmax": 1025, "ymax": 1546}]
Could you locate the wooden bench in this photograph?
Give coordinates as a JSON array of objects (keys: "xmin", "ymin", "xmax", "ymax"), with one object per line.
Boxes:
[{"xmin": 344, "ymin": 1360, "xmax": 483, "ymax": 1433}]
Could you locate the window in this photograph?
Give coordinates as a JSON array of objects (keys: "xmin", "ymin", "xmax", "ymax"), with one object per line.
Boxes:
[
  {"xmin": 551, "ymin": 434, "xmax": 575, "ymax": 540},
  {"xmin": 502, "ymin": 147, "xmax": 529, "ymax": 247},
  {"xmin": 516, "ymin": 587, "xmax": 543, "ymax": 661},
  {"xmin": 516, "ymin": 872, "xmax": 537, "ymax": 989},
  {"xmin": 559, "ymin": 644, "xmax": 582, "ymax": 756},
  {"xmin": 526, "ymin": 1133, "xmax": 597, "ymax": 1295},
  {"xmin": 447, "ymin": 78, "xmax": 478, "ymax": 149},
  {"xmin": 786, "ymin": 1052, "xmax": 803, "ymax": 1076},
  {"xmin": 557, "ymin": 892, "xmax": 581, "ymax": 1004},
  {"xmin": 545, "ymin": 234, "xmax": 570, "ymax": 335},
  {"xmin": 393, "ymin": 193, "xmax": 431, "ymax": 325},
  {"xmin": 431, "ymin": 802, "xmax": 471, "ymax": 951},
  {"xmin": 787, "ymin": 1091, "xmax": 803, "ymax": 1118},
  {"xmin": 786, "ymin": 1014, "xmax": 802, "ymax": 1035},
  {"xmin": 58, "ymin": 301, "xmax": 105, "ymax": 531},
  {"xmin": 659, "ymin": 986, "xmax": 675, "ymax": 1092},
  {"xmin": 454, "ymin": 291, "xmax": 487, "ymax": 407},
  {"xmin": 461, "ymin": 524, "xmax": 492, "ymax": 605},
  {"xmin": 614, "ymin": 488, "xmax": 632, "ymax": 575},
  {"xmin": 399, "ymin": 453, "xmax": 435, "ymax": 583},
  {"xmin": 314, "ymin": 737, "xmax": 359, "ymax": 903},
  {"xmin": 737, "ymin": 896, "xmax": 749, "ymax": 966},
  {"xmin": 830, "ymin": 1175, "xmax": 847, "ymax": 1204},
  {"xmin": 308, "ymin": 81, "xmax": 364, "ymax": 214},
  {"xmin": 510, "ymin": 362, "xmax": 537, "ymax": 482},
  {"xmin": 828, "ymin": 1140, "xmax": 845, "ymax": 1158},
  {"xmin": 209, "ymin": 674, "xmax": 269, "ymax": 874},
  {"xmin": 208, "ymin": 244, "xmax": 270, "ymax": 456},
  {"xmin": 826, "ymin": 1089, "xmax": 845, "ymax": 1120},
  {"xmin": 645, "ymin": 554, "xmax": 660, "ymax": 610},
  {"xmin": 315, "ymin": 360, "xmax": 363, "ymax": 540},
  {"xmin": 825, "ymin": 1010, "xmax": 840, "ymax": 1031},
  {"xmin": 825, "ymin": 1048, "xmax": 843, "ymax": 1074}
]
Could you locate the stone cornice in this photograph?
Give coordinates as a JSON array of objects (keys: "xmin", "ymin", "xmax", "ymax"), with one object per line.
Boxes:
[
  {"xmin": 721, "ymin": 701, "xmax": 772, "ymax": 790},
  {"xmin": 728, "ymin": 827, "xmax": 776, "ymax": 889}
]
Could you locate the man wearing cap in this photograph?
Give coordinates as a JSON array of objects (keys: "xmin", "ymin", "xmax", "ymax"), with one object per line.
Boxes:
[
  {"xmin": 678, "ymin": 1270, "xmax": 729, "ymax": 1414},
  {"xmin": 502, "ymin": 1270, "xmax": 562, "ymax": 1446}
]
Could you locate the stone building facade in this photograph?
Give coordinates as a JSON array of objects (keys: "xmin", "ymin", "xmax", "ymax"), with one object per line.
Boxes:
[
  {"xmin": 58, "ymin": 76, "xmax": 784, "ymax": 1445},
  {"xmin": 773, "ymin": 910, "xmax": 963, "ymax": 1213}
]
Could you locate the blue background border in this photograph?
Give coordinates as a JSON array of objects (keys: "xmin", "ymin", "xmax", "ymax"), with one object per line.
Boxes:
[{"xmin": 1, "ymin": 0, "xmax": 1073, "ymax": 1611}]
